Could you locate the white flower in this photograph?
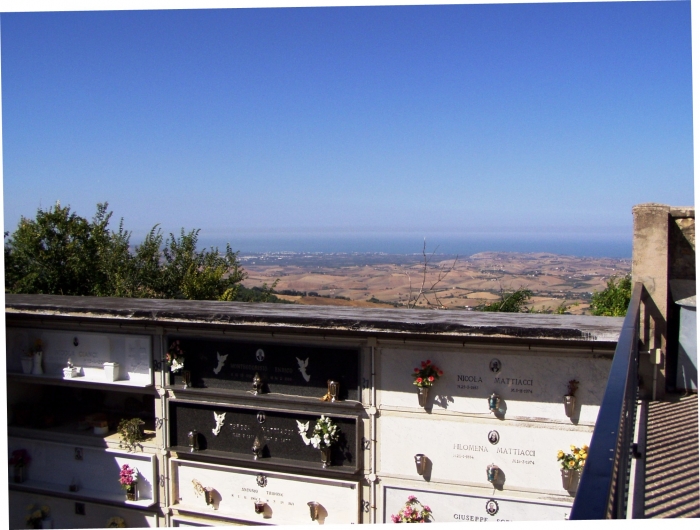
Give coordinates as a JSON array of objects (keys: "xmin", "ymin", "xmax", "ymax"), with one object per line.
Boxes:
[{"xmin": 171, "ymin": 359, "xmax": 184, "ymax": 373}]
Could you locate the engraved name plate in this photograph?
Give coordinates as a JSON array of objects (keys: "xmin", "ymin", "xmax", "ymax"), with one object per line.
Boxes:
[
  {"xmin": 383, "ymin": 486, "xmax": 571, "ymax": 522},
  {"xmin": 172, "ymin": 460, "xmax": 360, "ymax": 524},
  {"xmin": 167, "ymin": 337, "xmax": 359, "ymax": 400},
  {"xmin": 169, "ymin": 401, "xmax": 359, "ymax": 471}
]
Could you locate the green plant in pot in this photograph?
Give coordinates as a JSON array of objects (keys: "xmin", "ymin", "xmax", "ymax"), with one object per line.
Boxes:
[{"xmin": 118, "ymin": 418, "xmax": 146, "ymax": 452}]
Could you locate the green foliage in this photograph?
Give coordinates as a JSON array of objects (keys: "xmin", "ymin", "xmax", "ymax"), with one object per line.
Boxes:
[
  {"xmin": 236, "ymin": 280, "xmax": 292, "ymax": 303},
  {"xmin": 4, "ymin": 202, "xmax": 252, "ymax": 301},
  {"xmin": 117, "ymin": 418, "xmax": 146, "ymax": 452},
  {"xmin": 589, "ymin": 274, "xmax": 631, "ymax": 316},
  {"xmin": 477, "ymin": 288, "xmax": 533, "ymax": 312}
]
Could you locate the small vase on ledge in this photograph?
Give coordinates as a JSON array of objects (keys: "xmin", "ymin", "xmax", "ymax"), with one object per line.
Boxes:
[
  {"xmin": 21, "ymin": 357, "xmax": 33, "ymax": 374},
  {"xmin": 563, "ymin": 395, "xmax": 576, "ymax": 417},
  {"xmin": 32, "ymin": 351, "xmax": 44, "ymax": 376},
  {"xmin": 125, "ymin": 483, "xmax": 137, "ymax": 501},
  {"xmin": 320, "ymin": 447, "xmax": 332, "ymax": 468},
  {"xmin": 561, "ymin": 468, "xmax": 575, "ymax": 490},
  {"xmin": 417, "ymin": 386, "xmax": 430, "ymax": 407}
]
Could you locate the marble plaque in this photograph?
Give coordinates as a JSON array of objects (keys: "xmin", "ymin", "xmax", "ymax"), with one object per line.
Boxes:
[
  {"xmin": 379, "ymin": 347, "xmax": 611, "ymax": 423},
  {"xmin": 8, "ymin": 491, "xmax": 158, "ymax": 529},
  {"xmin": 7, "ymin": 436, "xmax": 156, "ymax": 502},
  {"xmin": 168, "ymin": 337, "xmax": 359, "ymax": 400},
  {"xmin": 378, "ymin": 414, "xmax": 591, "ymax": 493},
  {"xmin": 6, "ymin": 328, "xmax": 152, "ymax": 383},
  {"xmin": 383, "ymin": 485, "xmax": 571, "ymax": 522},
  {"xmin": 172, "ymin": 459, "xmax": 360, "ymax": 524},
  {"xmin": 169, "ymin": 401, "xmax": 358, "ymax": 470}
]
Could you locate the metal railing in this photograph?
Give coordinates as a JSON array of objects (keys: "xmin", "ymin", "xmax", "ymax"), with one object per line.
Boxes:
[{"xmin": 570, "ymin": 282, "xmax": 644, "ymax": 519}]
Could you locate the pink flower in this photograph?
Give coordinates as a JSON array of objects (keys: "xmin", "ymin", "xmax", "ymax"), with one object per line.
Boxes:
[
  {"xmin": 391, "ymin": 515, "xmax": 400, "ymax": 523},
  {"xmin": 408, "ymin": 495, "xmax": 417, "ymax": 501},
  {"xmin": 420, "ymin": 361, "xmax": 426, "ymax": 368},
  {"xmin": 428, "ymin": 376, "xmax": 434, "ymax": 382},
  {"xmin": 414, "ymin": 368, "xmax": 419, "ymax": 373},
  {"xmin": 425, "ymin": 360, "xmax": 431, "ymax": 365},
  {"xmin": 415, "ymin": 377, "xmax": 422, "ymax": 384},
  {"xmin": 438, "ymin": 370, "xmax": 443, "ymax": 376}
]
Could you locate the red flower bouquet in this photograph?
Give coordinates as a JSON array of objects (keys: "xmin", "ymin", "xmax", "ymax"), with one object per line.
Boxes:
[{"xmin": 412, "ymin": 360, "xmax": 443, "ymax": 388}]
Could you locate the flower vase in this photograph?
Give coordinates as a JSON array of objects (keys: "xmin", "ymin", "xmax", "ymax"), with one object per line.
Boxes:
[
  {"xmin": 417, "ymin": 386, "xmax": 430, "ymax": 407},
  {"xmin": 320, "ymin": 447, "xmax": 332, "ymax": 468},
  {"xmin": 21, "ymin": 358, "xmax": 33, "ymax": 374},
  {"xmin": 13, "ymin": 465, "xmax": 24, "ymax": 483},
  {"xmin": 563, "ymin": 396, "xmax": 576, "ymax": 417},
  {"xmin": 125, "ymin": 483, "xmax": 137, "ymax": 501},
  {"xmin": 561, "ymin": 468, "xmax": 575, "ymax": 490},
  {"xmin": 32, "ymin": 351, "xmax": 43, "ymax": 375}
]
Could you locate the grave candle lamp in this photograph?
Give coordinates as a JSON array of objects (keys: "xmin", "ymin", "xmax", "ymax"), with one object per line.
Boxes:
[
  {"xmin": 488, "ymin": 393, "xmax": 501, "ymax": 413},
  {"xmin": 486, "ymin": 464, "xmax": 500, "ymax": 483},
  {"xmin": 188, "ymin": 430, "xmax": 199, "ymax": 452},
  {"xmin": 328, "ymin": 380, "xmax": 340, "ymax": 402},
  {"xmin": 307, "ymin": 501, "xmax": 321, "ymax": 521},
  {"xmin": 252, "ymin": 372, "xmax": 263, "ymax": 395},
  {"xmin": 182, "ymin": 370, "xmax": 191, "ymax": 389},
  {"xmin": 252, "ymin": 436, "xmax": 263, "ymax": 460},
  {"xmin": 254, "ymin": 501, "xmax": 266, "ymax": 514},
  {"xmin": 414, "ymin": 454, "xmax": 427, "ymax": 475}
]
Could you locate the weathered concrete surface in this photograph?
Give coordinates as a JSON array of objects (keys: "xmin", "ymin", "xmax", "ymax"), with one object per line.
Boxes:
[
  {"xmin": 5, "ymin": 294, "xmax": 623, "ymax": 345},
  {"xmin": 632, "ymin": 204, "xmax": 695, "ymax": 399}
]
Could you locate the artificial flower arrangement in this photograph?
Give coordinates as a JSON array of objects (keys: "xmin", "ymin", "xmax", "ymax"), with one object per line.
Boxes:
[
  {"xmin": 557, "ymin": 444, "xmax": 588, "ymax": 470},
  {"xmin": 106, "ymin": 516, "xmax": 127, "ymax": 528},
  {"xmin": 9, "ymin": 449, "xmax": 31, "ymax": 468},
  {"xmin": 25, "ymin": 504, "xmax": 50, "ymax": 529},
  {"xmin": 566, "ymin": 379, "xmax": 579, "ymax": 397},
  {"xmin": 119, "ymin": 464, "xmax": 139, "ymax": 498},
  {"xmin": 166, "ymin": 340, "xmax": 185, "ymax": 373},
  {"xmin": 412, "ymin": 360, "xmax": 443, "ymax": 388},
  {"xmin": 309, "ymin": 415, "xmax": 340, "ymax": 450},
  {"xmin": 390, "ymin": 495, "xmax": 434, "ymax": 523}
]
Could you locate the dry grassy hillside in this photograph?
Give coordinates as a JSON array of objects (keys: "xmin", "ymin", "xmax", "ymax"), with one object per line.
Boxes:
[{"xmin": 241, "ymin": 252, "xmax": 631, "ymax": 314}]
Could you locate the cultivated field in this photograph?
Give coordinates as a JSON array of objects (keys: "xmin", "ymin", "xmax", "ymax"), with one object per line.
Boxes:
[{"xmin": 240, "ymin": 252, "xmax": 631, "ymax": 314}]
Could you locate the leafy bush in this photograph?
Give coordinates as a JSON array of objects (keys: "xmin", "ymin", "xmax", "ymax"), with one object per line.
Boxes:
[
  {"xmin": 589, "ymin": 274, "xmax": 631, "ymax": 316},
  {"xmin": 4, "ymin": 202, "xmax": 255, "ymax": 301},
  {"xmin": 477, "ymin": 288, "xmax": 533, "ymax": 312}
]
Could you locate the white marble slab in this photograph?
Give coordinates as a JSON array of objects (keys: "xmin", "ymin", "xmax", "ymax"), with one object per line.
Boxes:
[
  {"xmin": 378, "ymin": 347, "xmax": 610, "ymax": 424},
  {"xmin": 6, "ymin": 328, "xmax": 152, "ymax": 384},
  {"xmin": 378, "ymin": 413, "xmax": 590, "ymax": 494},
  {"xmin": 383, "ymin": 485, "xmax": 571, "ymax": 522},
  {"xmin": 171, "ymin": 459, "xmax": 359, "ymax": 525},
  {"xmin": 8, "ymin": 490, "xmax": 158, "ymax": 529},
  {"xmin": 8, "ymin": 437, "xmax": 156, "ymax": 503}
]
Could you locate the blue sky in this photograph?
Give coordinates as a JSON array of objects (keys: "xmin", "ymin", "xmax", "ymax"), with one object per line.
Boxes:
[{"xmin": 0, "ymin": 2, "xmax": 694, "ymax": 254}]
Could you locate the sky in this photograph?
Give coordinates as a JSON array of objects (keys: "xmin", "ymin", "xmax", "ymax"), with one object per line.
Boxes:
[{"xmin": 0, "ymin": 2, "xmax": 694, "ymax": 255}]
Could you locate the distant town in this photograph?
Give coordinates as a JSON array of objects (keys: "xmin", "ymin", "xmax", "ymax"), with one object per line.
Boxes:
[{"xmin": 240, "ymin": 251, "xmax": 631, "ymax": 314}]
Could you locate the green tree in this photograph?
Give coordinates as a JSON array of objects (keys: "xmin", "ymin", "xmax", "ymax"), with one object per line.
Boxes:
[
  {"xmin": 5, "ymin": 202, "xmax": 250, "ymax": 301},
  {"xmin": 589, "ymin": 274, "xmax": 631, "ymax": 316},
  {"xmin": 4, "ymin": 202, "xmax": 107, "ymax": 295},
  {"xmin": 477, "ymin": 288, "xmax": 533, "ymax": 312}
]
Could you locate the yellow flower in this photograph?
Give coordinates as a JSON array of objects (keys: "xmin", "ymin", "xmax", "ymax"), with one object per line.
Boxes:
[
  {"xmin": 567, "ymin": 461, "xmax": 575, "ymax": 469},
  {"xmin": 570, "ymin": 445, "xmax": 577, "ymax": 452},
  {"xmin": 32, "ymin": 510, "xmax": 42, "ymax": 519},
  {"xmin": 557, "ymin": 450, "xmax": 564, "ymax": 459},
  {"xmin": 580, "ymin": 453, "xmax": 587, "ymax": 460},
  {"xmin": 41, "ymin": 506, "xmax": 50, "ymax": 515},
  {"xmin": 582, "ymin": 445, "xmax": 589, "ymax": 451}
]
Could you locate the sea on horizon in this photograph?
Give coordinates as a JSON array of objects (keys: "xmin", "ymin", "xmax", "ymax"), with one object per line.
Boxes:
[{"xmin": 194, "ymin": 234, "xmax": 632, "ymax": 259}]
